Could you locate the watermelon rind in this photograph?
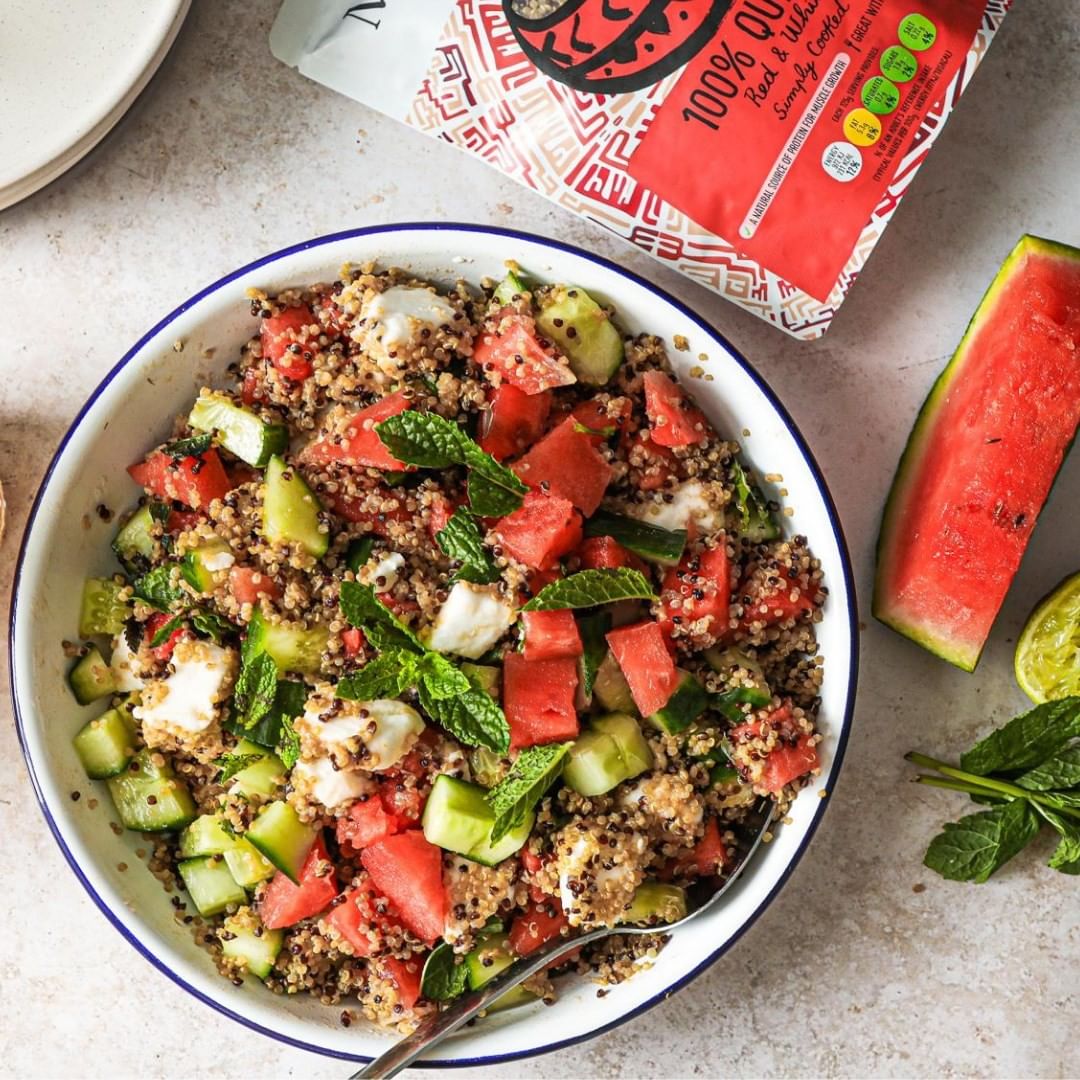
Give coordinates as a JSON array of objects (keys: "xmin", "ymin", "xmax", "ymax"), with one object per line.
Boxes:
[{"xmin": 873, "ymin": 234, "xmax": 1080, "ymax": 672}]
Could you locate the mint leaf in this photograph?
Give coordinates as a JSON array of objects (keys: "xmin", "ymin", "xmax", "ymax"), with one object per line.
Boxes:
[
  {"xmin": 418, "ymin": 679, "xmax": 510, "ymax": 754},
  {"xmin": 163, "ymin": 433, "xmax": 213, "ymax": 459},
  {"xmin": 421, "ymin": 942, "xmax": 468, "ymax": 1002},
  {"xmin": 340, "ymin": 580, "xmax": 424, "ymax": 653},
  {"xmin": 234, "ymin": 650, "xmax": 278, "ymax": 730},
  {"xmin": 226, "ymin": 678, "xmax": 307, "ymax": 749},
  {"xmin": 215, "ymin": 752, "xmax": 261, "ymax": 784},
  {"xmin": 923, "ymin": 800, "xmax": 1040, "ymax": 883},
  {"xmin": 375, "ymin": 412, "xmax": 526, "ymax": 517},
  {"xmin": 191, "ymin": 608, "xmax": 235, "ymax": 644},
  {"xmin": 523, "ymin": 568, "xmax": 655, "ymax": 611},
  {"xmin": 416, "ymin": 651, "xmax": 471, "ymax": 700},
  {"xmin": 577, "ymin": 610, "xmax": 611, "ymax": 699},
  {"xmin": 149, "ymin": 614, "xmax": 185, "ymax": 647},
  {"xmin": 276, "ymin": 713, "xmax": 302, "ymax": 768},
  {"xmin": 486, "ymin": 742, "xmax": 571, "ymax": 843},
  {"xmin": 1014, "ymin": 744, "xmax": 1080, "ymax": 792},
  {"xmin": 960, "ymin": 698, "xmax": 1080, "ymax": 775},
  {"xmin": 436, "ymin": 508, "xmax": 499, "ymax": 585},
  {"xmin": 133, "ymin": 564, "xmax": 184, "ymax": 610},
  {"xmin": 338, "ymin": 650, "xmax": 421, "ymax": 701},
  {"xmin": 1033, "ymin": 804, "xmax": 1080, "ymax": 874},
  {"xmin": 729, "ymin": 459, "xmax": 779, "ymax": 542}
]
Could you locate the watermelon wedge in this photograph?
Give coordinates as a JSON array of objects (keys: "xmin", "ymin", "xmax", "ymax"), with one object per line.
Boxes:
[{"xmin": 874, "ymin": 235, "xmax": 1080, "ymax": 671}]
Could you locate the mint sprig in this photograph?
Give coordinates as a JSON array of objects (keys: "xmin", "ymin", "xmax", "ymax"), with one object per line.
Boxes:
[
  {"xmin": 421, "ymin": 942, "xmax": 468, "ymax": 1002},
  {"xmin": 419, "ymin": 678, "xmax": 510, "ymax": 754},
  {"xmin": 375, "ymin": 411, "xmax": 527, "ymax": 517},
  {"xmin": 523, "ymin": 567, "xmax": 655, "ymax": 611},
  {"xmin": 233, "ymin": 649, "xmax": 278, "ymax": 730},
  {"xmin": 340, "ymin": 580, "xmax": 425, "ymax": 653},
  {"xmin": 486, "ymin": 742, "xmax": 571, "ymax": 842},
  {"xmin": 436, "ymin": 508, "xmax": 499, "ymax": 584}
]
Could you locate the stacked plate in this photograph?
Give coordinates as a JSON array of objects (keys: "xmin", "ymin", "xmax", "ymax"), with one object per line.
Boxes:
[{"xmin": 0, "ymin": 1, "xmax": 191, "ymax": 211}]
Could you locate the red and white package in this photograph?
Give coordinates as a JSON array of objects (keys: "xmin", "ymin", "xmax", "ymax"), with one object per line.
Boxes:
[{"xmin": 272, "ymin": 1, "xmax": 1011, "ymax": 338}]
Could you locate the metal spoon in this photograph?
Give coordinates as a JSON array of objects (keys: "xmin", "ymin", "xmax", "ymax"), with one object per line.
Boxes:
[{"xmin": 352, "ymin": 802, "xmax": 775, "ymax": 1079}]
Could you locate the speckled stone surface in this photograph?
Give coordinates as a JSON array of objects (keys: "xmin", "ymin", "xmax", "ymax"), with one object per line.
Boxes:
[{"xmin": 1, "ymin": 3, "xmax": 1078, "ymax": 1077}]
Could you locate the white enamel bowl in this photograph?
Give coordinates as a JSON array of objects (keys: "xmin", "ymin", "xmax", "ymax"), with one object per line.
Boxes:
[{"xmin": 10, "ymin": 224, "xmax": 858, "ymax": 1066}]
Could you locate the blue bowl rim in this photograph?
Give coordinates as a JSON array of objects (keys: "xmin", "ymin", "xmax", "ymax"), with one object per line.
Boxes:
[{"xmin": 9, "ymin": 221, "xmax": 860, "ymax": 1067}]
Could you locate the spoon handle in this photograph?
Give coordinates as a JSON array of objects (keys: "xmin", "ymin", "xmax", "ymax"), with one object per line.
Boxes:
[{"xmin": 351, "ymin": 927, "xmax": 607, "ymax": 1079}]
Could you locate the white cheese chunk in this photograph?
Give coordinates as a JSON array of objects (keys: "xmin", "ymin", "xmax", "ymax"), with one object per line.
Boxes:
[
  {"xmin": 134, "ymin": 639, "xmax": 237, "ymax": 735},
  {"xmin": 425, "ymin": 581, "xmax": 517, "ymax": 660},
  {"xmin": 359, "ymin": 286, "xmax": 457, "ymax": 374},
  {"xmin": 291, "ymin": 756, "xmax": 373, "ymax": 812},
  {"xmin": 359, "ymin": 551, "xmax": 405, "ymax": 593},
  {"xmin": 629, "ymin": 480, "xmax": 724, "ymax": 535},
  {"xmin": 201, "ymin": 548, "xmax": 235, "ymax": 572},
  {"xmin": 110, "ymin": 632, "xmax": 145, "ymax": 692},
  {"xmin": 297, "ymin": 694, "xmax": 425, "ymax": 771}
]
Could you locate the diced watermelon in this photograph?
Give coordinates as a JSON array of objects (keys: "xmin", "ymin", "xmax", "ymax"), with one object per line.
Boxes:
[
  {"xmin": 494, "ymin": 491, "xmax": 582, "ymax": 571},
  {"xmin": 672, "ymin": 817, "xmax": 733, "ymax": 879},
  {"xmin": 512, "ymin": 419, "xmax": 613, "ymax": 516},
  {"xmin": 575, "ymin": 536, "xmax": 647, "ymax": 574},
  {"xmin": 426, "ymin": 492, "xmax": 456, "ymax": 541},
  {"xmin": 228, "ymin": 566, "xmax": 280, "ymax": 607},
  {"xmin": 509, "ymin": 897, "xmax": 569, "ymax": 957},
  {"xmin": 658, "ymin": 544, "xmax": 731, "ymax": 642},
  {"xmin": 569, "ymin": 396, "xmax": 632, "ymax": 443},
  {"xmin": 479, "ymin": 385, "xmax": 552, "ymax": 461},
  {"xmin": 241, "ymin": 367, "xmax": 266, "ymax": 406},
  {"xmin": 606, "ymin": 621, "xmax": 680, "ymax": 716},
  {"xmin": 165, "ymin": 508, "xmax": 203, "ymax": 534},
  {"xmin": 643, "ymin": 371, "xmax": 710, "ymax": 448},
  {"xmin": 378, "ymin": 774, "xmax": 425, "ymax": 828},
  {"xmin": 145, "ymin": 612, "xmax": 185, "ymax": 662},
  {"xmin": 360, "ymin": 831, "xmax": 447, "ymax": 946},
  {"xmin": 260, "ymin": 835, "xmax": 338, "ymax": 930},
  {"xmin": 128, "ymin": 449, "xmax": 232, "ymax": 510},
  {"xmin": 522, "ymin": 610, "xmax": 583, "ymax": 662},
  {"xmin": 738, "ymin": 581, "xmax": 815, "ymax": 634},
  {"xmin": 473, "ymin": 310, "xmax": 577, "ymax": 394},
  {"xmin": 526, "ymin": 565, "xmax": 563, "ymax": 597},
  {"xmin": 336, "ymin": 797, "xmax": 399, "ymax": 854},
  {"xmin": 329, "ymin": 488, "xmax": 412, "ymax": 535},
  {"xmin": 261, "ymin": 305, "xmax": 317, "ymax": 380},
  {"xmin": 504, "ymin": 653, "xmax": 580, "ymax": 749},
  {"xmin": 303, "ymin": 391, "xmax": 411, "ymax": 470},
  {"xmin": 341, "ymin": 627, "xmax": 366, "ymax": 659},
  {"xmin": 627, "ymin": 428, "xmax": 677, "ymax": 491},
  {"xmin": 729, "ymin": 707, "xmax": 820, "ymax": 792},
  {"xmin": 325, "ymin": 878, "xmax": 405, "ymax": 957},
  {"xmin": 379, "ymin": 955, "xmax": 424, "ymax": 1010}
]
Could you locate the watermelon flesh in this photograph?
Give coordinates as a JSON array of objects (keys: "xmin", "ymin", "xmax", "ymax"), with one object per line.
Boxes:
[{"xmin": 874, "ymin": 235, "xmax": 1080, "ymax": 671}]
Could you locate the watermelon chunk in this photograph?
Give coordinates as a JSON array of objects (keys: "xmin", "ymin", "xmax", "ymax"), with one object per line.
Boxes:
[
  {"xmin": 360, "ymin": 831, "xmax": 447, "ymax": 945},
  {"xmin": 874, "ymin": 235, "xmax": 1080, "ymax": 671}
]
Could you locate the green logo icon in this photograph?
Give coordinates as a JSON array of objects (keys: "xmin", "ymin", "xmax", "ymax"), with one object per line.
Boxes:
[
  {"xmin": 880, "ymin": 44, "xmax": 918, "ymax": 83},
  {"xmin": 861, "ymin": 76, "xmax": 901, "ymax": 115},
  {"xmin": 899, "ymin": 13, "xmax": 937, "ymax": 51}
]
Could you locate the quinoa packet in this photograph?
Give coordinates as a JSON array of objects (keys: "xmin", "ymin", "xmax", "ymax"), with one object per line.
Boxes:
[{"xmin": 271, "ymin": 1, "xmax": 1010, "ymax": 339}]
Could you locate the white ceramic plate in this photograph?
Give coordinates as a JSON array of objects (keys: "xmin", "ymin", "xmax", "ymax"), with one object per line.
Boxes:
[
  {"xmin": 10, "ymin": 224, "xmax": 858, "ymax": 1066},
  {"xmin": 0, "ymin": 0, "xmax": 191, "ymax": 211}
]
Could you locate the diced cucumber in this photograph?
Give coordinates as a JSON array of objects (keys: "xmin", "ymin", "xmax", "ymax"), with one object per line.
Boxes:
[
  {"xmin": 592, "ymin": 651, "xmax": 636, "ymax": 714},
  {"xmin": 461, "ymin": 662, "xmax": 501, "ymax": 699},
  {"xmin": 465, "ymin": 932, "xmax": 540, "ymax": 1012},
  {"xmin": 621, "ymin": 882, "xmax": 687, "ymax": 926},
  {"xmin": 583, "ymin": 510, "xmax": 686, "ymax": 565},
  {"xmin": 704, "ymin": 645, "xmax": 764, "ymax": 679},
  {"xmin": 710, "ymin": 764, "xmax": 739, "ymax": 786},
  {"xmin": 181, "ymin": 538, "xmax": 231, "ymax": 594},
  {"xmin": 72, "ymin": 706, "xmax": 137, "ymax": 779},
  {"xmin": 247, "ymin": 605, "xmax": 327, "ymax": 675},
  {"xmin": 229, "ymin": 752, "xmax": 287, "ymax": 799},
  {"xmin": 220, "ymin": 912, "xmax": 283, "ymax": 978},
  {"xmin": 106, "ymin": 750, "xmax": 197, "ymax": 831},
  {"xmin": 468, "ymin": 746, "xmax": 506, "ymax": 788},
  {"xmin": 492, "ymin": 267, "xmax": 530, "ymax": 306},
  {"xmin": 178, "ymin": 855, "xmax": 248, "ymax": 916},
  {"xmin": 245, "ymin": 801, "xmax": 317, "ymax": 884},
  {"xmin": 189, "ymin": 392, "xmax": 288, "ymax": 468},
  {"xmin": 565, "ymin": 713, "xmax": 652, "ymax": 796},
  {"xmin": 78, "ymin": 577, "xmax": 130, "ymax": 638},
  {"xmin": 179, "ymin": 814, "xmax": 237, "ymax": 858},
  {"xmin": 345, "ymin": 536, "xmax": 375, "ymax": 574},
  {"xmin": 646, "ymin": 670, "xmax": 708, "ymax": 735},
  {"xmin": 223, "ymin": 840, "xmax": 277, "ymax": 887},
  {"xmin": 536, "ymin": 285, "xmax": 623, "ymax": 385},
  {"xmin": 422, "ymin": 775, "xmax": 532, "ymax": 866},
  {"xmin": 69, "ymin": 646, "xmax": 118, "ymax": 706},
  {"xmin": 112, "ymin": 505, "xmax": 159, "ymax": 573},
  {"xmin": 262, "ymin": 455, "xmax": 328, "ymax": 558},
  {"xmin": 592, "ymin": 712, "xmax": 653, "ymax": 776}
]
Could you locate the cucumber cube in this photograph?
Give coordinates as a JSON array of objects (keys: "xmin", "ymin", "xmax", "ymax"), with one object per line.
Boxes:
[
  {"xmin": 179, "ymin": 855, "xmax": 248, "ymax": 916},
  {"xmin": 112, "ymin": 504, "xmax": 158, "ymax": 573},
  {"xmin": 621, "ymin": 882, "xmax": 687, "ymax": 926},
  {"xmin": 179, "ymin": 814, "xmax": 237, "ymax": 858},
  {"xmin": 592, "ymin": 712, "xmax": 653, "ymax": 777},
  {"xmin": 422, "ymin": 775, "xmax": 532, "ymax": 866},
  {"xmin": 465, "ymin": 932, "xmax": 541, "ymax": 1012},
  {"xmin": 563, "ymin": 729, "xmax": 626, "ymax": 797},
  {"xmin": 646, "ymin": 670, "xmax": 708, "ymax": 735},
  {"xmin": 79, "ymin": 577, "xmax": 131, "ymax": 638},
  {"xmin": 223, "ymin": 840, "xmax": 276, "ymax": 888},
  {"xmin": 245, "ymin": 801, "xmax": 317, "ymax": 884},
  {"xmin": 262, "ymin": 455, "xmax": 328, "ymax": 558},
  {"xmin": 181, "ymin": 538, "xmax": 231, "ymax": 594},
  {"xmin": 461, "ymin": 662, "xmax": 501, "ymax": 699},
  {"xmin": 189, "ymin": 392, "xmax": 288, "ymax": 468},
  {"xmin": 220, "ymin": 916, "xmax": 283, "ymax": 979},
  {"xmin": 229, "ymin": 752, "xmax": 287, "ymax": 800},
  {"xmin": 536, "ymin": 285, "xmax": 623, "ymax": 386},
  {"xmin": 592, "ymin": 652, "xmax": 636, "ymax": 714},
  {"xmin": 247, "ymin": 605, "xmax": 327, "ymax": 676},
  {"xmin": 106, "ymin": 751, "xmax": 197, "ymax": 832},
  {"xmin": 73, "ymin": 706, "xmax": 136, "ymax": 779},
  {"xmin": 69, "ymin": 646, "xmax": 118, "ymax": 706}
]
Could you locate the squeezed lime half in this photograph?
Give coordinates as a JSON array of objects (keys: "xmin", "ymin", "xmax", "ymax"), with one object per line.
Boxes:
[{"xmin": 1015, "ymin": 570, "xmax": 1080, "ymax": 703}]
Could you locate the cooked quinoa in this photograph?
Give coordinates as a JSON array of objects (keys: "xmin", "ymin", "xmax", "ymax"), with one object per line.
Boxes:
[{"xmin": 67, "ymin": 261, "xmax": 826, "ymax": 1034}]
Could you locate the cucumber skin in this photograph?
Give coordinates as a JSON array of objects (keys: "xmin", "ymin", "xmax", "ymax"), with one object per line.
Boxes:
[
  {"xmin": 221, "ymin": 921, "xmax": 283, "ymax": 979},
  {"xmin": 189, "ymin": 392, "xmax": 288, "ymax": 469},
  {"xmin": 262, "ymin": 455, "xmax": 328, "ymax": 559},
  {"xmin": 69, "ymin": 646, "xmax": 118, "ymax": 706},
  {"xmin": 646, "ymin": 672, "xmax": 708, "ymax": 735},
  {"xmin": 583, "ymin": 510, "xmax": 687, "ymax": 565}
]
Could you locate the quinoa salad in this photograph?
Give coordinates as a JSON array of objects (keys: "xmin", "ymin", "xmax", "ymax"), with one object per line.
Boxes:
[{"xmin": 66, "ymin": 262, "xmax": 826, "ymax": 1032}]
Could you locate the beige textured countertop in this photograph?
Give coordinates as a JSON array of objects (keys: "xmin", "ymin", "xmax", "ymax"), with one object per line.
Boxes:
[{"xmin": 1, "ymin": 2, "xmax": 1077, "ymax": 1077}]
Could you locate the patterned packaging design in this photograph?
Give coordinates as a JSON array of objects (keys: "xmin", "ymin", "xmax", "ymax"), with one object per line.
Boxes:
[{"xmin": 273, "ymin": 1, "xmax": 1011, "ymax": 339}]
